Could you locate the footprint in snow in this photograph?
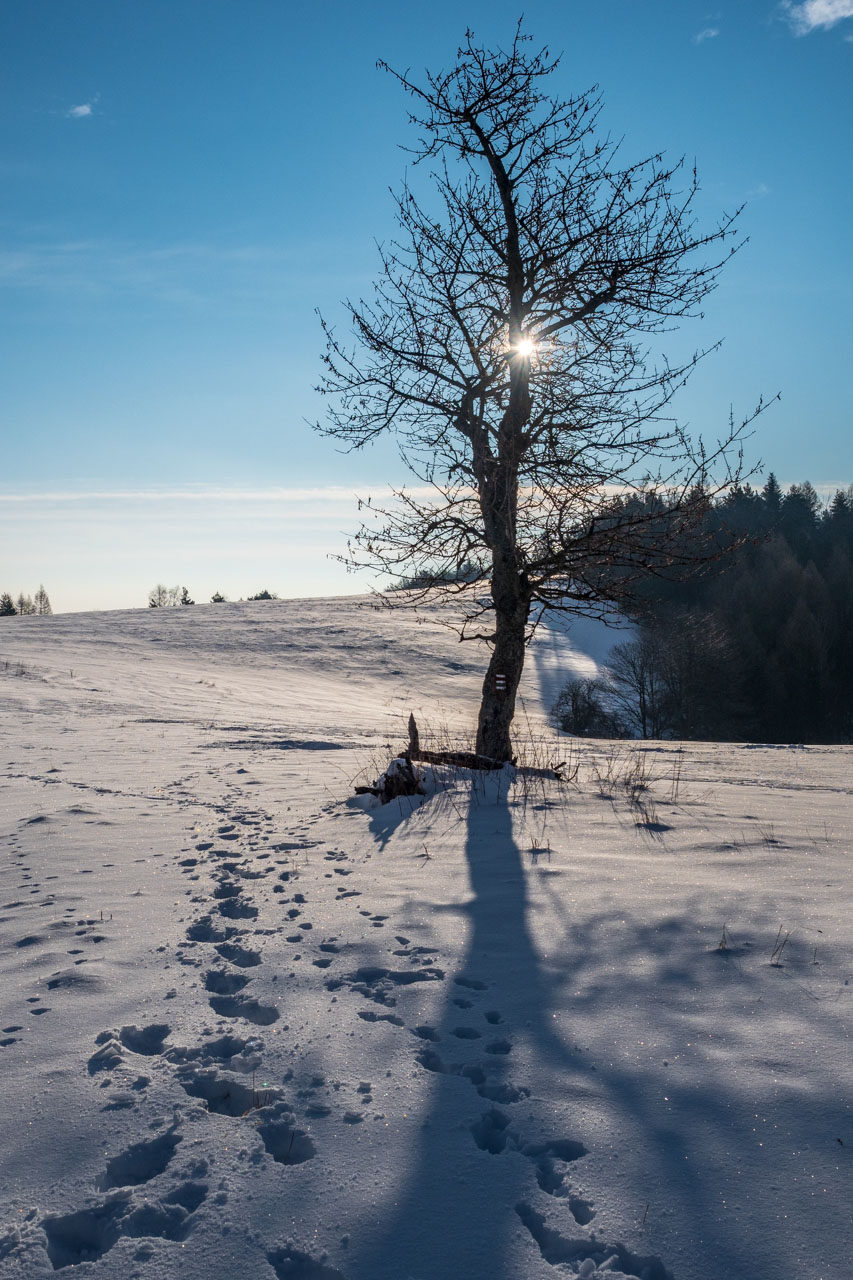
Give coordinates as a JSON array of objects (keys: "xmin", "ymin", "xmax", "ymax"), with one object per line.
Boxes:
[
  {"xmin": 470, "ymin": 1111, "xmax": 593, "ymax": 1220},
  {"xmin": 267, "ymin": 1245, "xmax": 346, "ymax": 1280},
  {"xmin": 119, "ymin": 1023, "xmax": 171, "ymax": 1055},
  {"xmin": 204, "ymin": 968, "xmax": 250, "ymax": 995},
  {"xmin": 359, "ymin": 1010, "xmax": 404, "ymax": 1027},
  {"xmin": 97, "ymin": 1127, "xmax": 181, "ymax": 1190},
  {"xmin": 176, "ymin": 1064, "xmax": 282, "ymax": 1115},
  {"xmin": 165, "ymin": 1032, "xmax": 261, "ymax": 1070},
  {"xmin": 485, "ymin": 1038, "xmax": 512, "ymax": 1055},
  {"xmin": 186, "ymin": 915, "xmax": 232, "ymax": 943},
  {"xmin": 215, "ymin": 941, "xmax": 261, "ymax": 968},
  {"xmin": 213, "ymin": 881, "xmax": 242, "ymax": 899},
  {"xmin": 40, "ymin": 1181, "xmax": 208, "ymax": 1270},
  {"xmin": 414, "ymin": 1045, "xmax": 528, "ymax": 1104},
  {"xmin": 255, "ymin": 1103, "xmax": 316, "ymax": 1165},
  {"xmin": 515, "ymin": 1203, "xmax": 672, "ymax": 1279},
  {"xmin": 207, "ymin": 993, "xmax": 279, "ymax": 1025},
  {"xmin": 216, "ymin": 897, "xmax": 258, "ymax": 921}
]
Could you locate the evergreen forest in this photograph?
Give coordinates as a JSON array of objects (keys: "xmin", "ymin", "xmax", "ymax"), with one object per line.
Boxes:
[{"xmin": 554, "ymin": 477, "xmax": 853, "ymax": 744}]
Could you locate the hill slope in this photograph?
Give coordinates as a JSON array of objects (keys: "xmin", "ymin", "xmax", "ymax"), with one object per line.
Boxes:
[{"xmin": 1, "ymin": 599, "xmax": 850, "ymax": 1279}]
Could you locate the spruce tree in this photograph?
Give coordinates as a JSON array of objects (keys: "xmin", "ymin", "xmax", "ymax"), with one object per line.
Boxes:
[{"xmin": 762, "ymin": 472, "xmax": 782, "ymax": 517}]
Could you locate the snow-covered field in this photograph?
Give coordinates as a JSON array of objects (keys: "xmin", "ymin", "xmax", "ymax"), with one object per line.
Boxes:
[{"xmin": 1, "ymin": 597, "xmax": 850, "ymax": 1280}]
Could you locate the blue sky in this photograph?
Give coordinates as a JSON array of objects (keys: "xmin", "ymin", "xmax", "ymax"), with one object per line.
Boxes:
[{"xmin": 2, "ymin": 0, "xmax": 851, "ymax": 611}]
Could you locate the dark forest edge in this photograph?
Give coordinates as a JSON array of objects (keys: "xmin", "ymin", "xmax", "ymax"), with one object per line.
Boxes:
[{"xmin": 553, "ymin": 475, "xmax": 853, "ymax": 744}]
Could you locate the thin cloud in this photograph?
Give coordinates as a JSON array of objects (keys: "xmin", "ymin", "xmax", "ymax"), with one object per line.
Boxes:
[
  {"xmin": 65, "ymin": 94, "xmax": 99, "ymax": 119},
  {"xmin": 0, "ymin": 486, "xmax": 368, "ymax": 504},
  {"xmin": 0, "ymin": 235, "xmax": 334, "ymax": 314},
  {"xmin": 693, "ymin": 27, "xmax": 720, "ymax": 43},
  {"xmin": 783, "ymin": 0, "xmax": 853, "ymax": 34}
]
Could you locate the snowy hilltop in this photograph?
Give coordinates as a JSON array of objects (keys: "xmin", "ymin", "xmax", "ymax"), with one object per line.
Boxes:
[{"xmin": 0, "ymin": 597, "xmax": 850, "ymax": 1279}]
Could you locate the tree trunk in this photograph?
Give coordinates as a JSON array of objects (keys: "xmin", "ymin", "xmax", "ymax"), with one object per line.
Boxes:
[{"xmin": 475, "ymin": 564, "xmax": 530, "ymax": 762}]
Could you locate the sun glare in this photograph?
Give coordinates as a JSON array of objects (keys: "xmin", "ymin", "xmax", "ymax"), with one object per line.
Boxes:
[{"xmin": 515, "ymin": 338, "xmax": 536, "ymax": 358}]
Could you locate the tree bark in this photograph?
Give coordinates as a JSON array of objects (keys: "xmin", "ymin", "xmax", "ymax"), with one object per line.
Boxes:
[{"xmin": 475, "ymin": 551, "xmax": 531, "ymax": 761}]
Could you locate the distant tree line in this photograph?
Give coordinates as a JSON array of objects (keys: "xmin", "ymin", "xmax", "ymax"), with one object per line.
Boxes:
[
  {"xmin": 0, "ymin": 586, "xmax": 52, "ymax": 617},
  {"xmin": 147, "ymin": 586, "xmax": 279, "ymax": 607},
  {"xmin": 392, "ymin": 563, "xmax": 483, "ymax": 592},
  {"xmin": 554, "ymin": 477, "xmax": 853, "ymax": 743},
  {"xmin": 148, "ymin": 584, "xmax": 194, "ymax": 607}
]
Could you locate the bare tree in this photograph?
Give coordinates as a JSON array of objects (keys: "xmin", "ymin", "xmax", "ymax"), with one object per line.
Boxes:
[
  {"xmin": 316, "ymin": 26, "xmax": 768, "ymax": 762},
  {"xmin": 606, "ymin": 632, "xmax": 669, "ymax": 740},
  {"xmin": 148, "ymin": 584, "xmax": 187, "ymax": 608},
  {"xmin": 34, "ymin": 585, "xmax": 52, "ymax": 616},
  {"xmin": 551, "ymin": 676, "xmax": 625, "ymax": 739}
]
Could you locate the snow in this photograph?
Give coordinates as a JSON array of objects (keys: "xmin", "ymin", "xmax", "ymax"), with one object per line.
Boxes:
[{"xmin": 0, "ymin": 597, "xmax": 850, "ymax": 1279}]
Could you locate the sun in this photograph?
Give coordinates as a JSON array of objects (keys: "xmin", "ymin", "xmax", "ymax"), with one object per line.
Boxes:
[{"xmin": 515, "ymin": 337, "xmax": 536, "ymax": 358}]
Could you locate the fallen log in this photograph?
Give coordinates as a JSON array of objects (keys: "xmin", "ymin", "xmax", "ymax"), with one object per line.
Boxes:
[
  {"xmin": 404, "ymin": 713, "xmax": 506, "ymax": 771},
  {"xmin": 353, "ymin": 716, "xmax": 510, "ymax": 805}
]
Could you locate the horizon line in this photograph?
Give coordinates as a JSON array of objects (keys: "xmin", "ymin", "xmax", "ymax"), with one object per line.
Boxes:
[{"xmin": 2, "ymin": 479, "xmax": 850, "ymax": 505}]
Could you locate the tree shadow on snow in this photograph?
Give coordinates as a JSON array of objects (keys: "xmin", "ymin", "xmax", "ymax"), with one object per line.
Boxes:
[
  {"xmin": 345, "ymin": 782, "xmax": 849, "ymax": 1280},
  {"xmin": 346, "ymin": 788, "xmax": 429, "ymax": 851},
  {"xmin": 346, "ymin": 783, "xmax": 594, "ymax": 1280}
]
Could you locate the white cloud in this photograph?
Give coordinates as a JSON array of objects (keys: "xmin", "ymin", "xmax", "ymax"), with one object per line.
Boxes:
[
  {"xmin": 66, "ymin": 95, "xmax": 99, "ymax": 119},
  {"xmin": 693, "ymin": 27, "xmax": 720, "ymax": 43},
  {"xmin": 784, "ymin": 0, "xmax": 853, "ymax": 34}
]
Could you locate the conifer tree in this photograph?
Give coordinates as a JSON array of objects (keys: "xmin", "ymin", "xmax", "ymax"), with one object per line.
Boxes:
[{"xmin": 762, "ymin": 472, "xmax": 782, "ymax": 516}]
